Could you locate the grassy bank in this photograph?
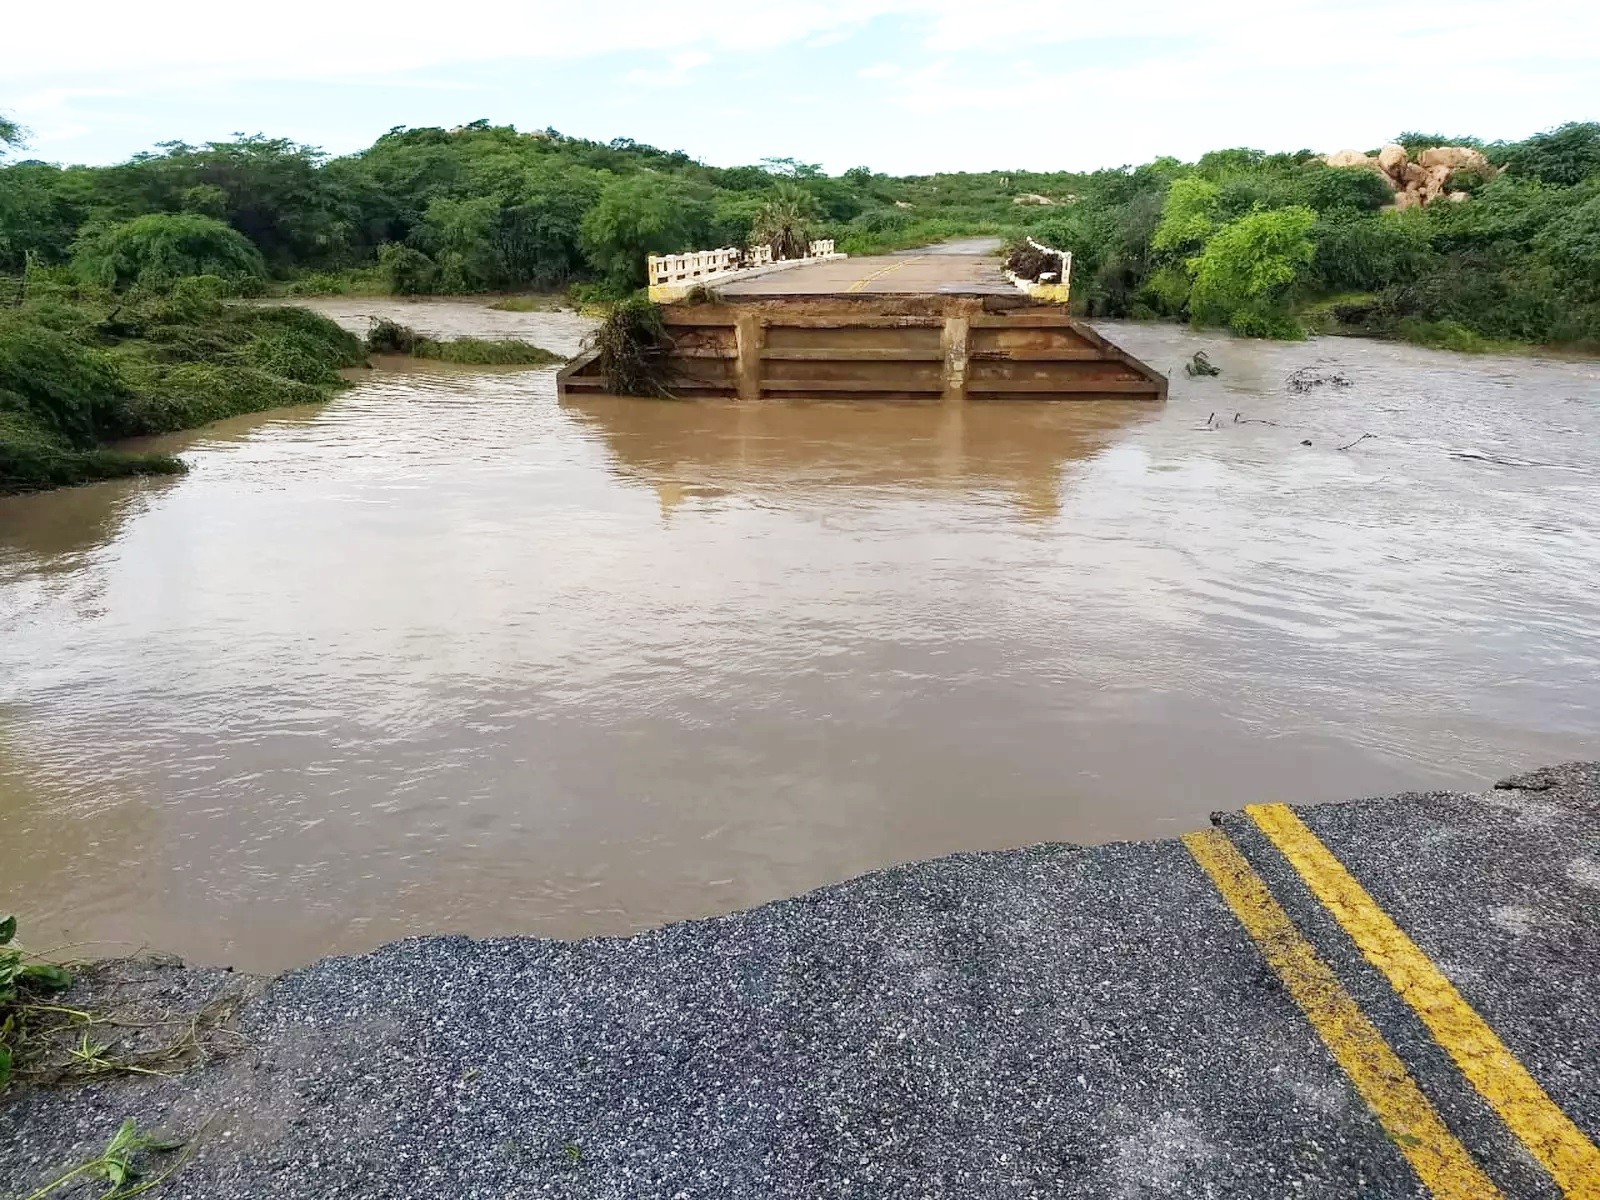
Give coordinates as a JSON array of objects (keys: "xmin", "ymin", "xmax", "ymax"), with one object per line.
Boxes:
[{"xmin": 0, "ymin": 278, "xmax": 364, "ymax": 494}]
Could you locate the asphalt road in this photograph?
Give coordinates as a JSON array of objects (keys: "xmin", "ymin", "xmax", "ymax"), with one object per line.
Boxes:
[
  {"xmin": 4, "ymin": 764, "xmax": 1597, "ymax": 1199},
  {"xmin": 717, "ymin": 238, "xmax": 1014, "ymax": 297}
]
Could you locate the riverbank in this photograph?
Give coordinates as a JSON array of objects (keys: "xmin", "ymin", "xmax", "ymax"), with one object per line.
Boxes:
[
  {"xmin": 0, "ymin": 289, "xmax": 365, "ymax": 494},
  {"xmin": 4, "ymin": 763, "xmax": 1596, "ymax": 1198},
  {"xmin": 0, "ymin": 293, "xmax": 576, "ymax": 495}
]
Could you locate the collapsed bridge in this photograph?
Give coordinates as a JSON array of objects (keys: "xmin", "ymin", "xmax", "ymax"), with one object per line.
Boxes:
[{"xmin": 557, "ymin": 239, "xmax": 1168, "ymax": 403}]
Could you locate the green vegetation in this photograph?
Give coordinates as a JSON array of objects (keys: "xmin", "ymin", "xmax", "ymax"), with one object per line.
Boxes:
[
  {"xmin": 0, "ymin": 276, "xmax": 363, "ymax": 493},
  {"xmin": 591, "ymin": 295, "xmax": 676, "ymax": 397},
  {"xmin": 750, "ymin": 182, "xmax": 823, "ymax": 260},
  {"xmin": 1014, "ymin": 127, "xmax": 1600, "ymax": 345},
  {"xmin": 21, "ymin": 1119, "xmax": 191, "ymax": 1200},
  {"xmin": 3, "ymin": 913, "xmax": 250, "ymax": 1101},
  {"xmin": 3, "ymin": 116, "xmax": 1598, "ymax": 373},
  {"xmin": 2, "ymin": 914, "xmax": 73, "ymax": 1089},
  {"xmin": 71, "ymin": 213, "xmax": 266, "ymax": 293},
  {"xmin": 364, "ymin": 318, "xmax": 562, "ymax": 365},
  {"xmin": 486, "ymin": 295, "xmax": 558, "ymax": 312}
]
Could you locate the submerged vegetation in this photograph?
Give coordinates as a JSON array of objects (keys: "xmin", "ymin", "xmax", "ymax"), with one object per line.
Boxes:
[
  {"xmin": 0, "ymin": 272, "xmax": 363, "ymax": 493},
  {"xmin": 364, "ymin": 318, "xmax": 562, "ymax": 365}
]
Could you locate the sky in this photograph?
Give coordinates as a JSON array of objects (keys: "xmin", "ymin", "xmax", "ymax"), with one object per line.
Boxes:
[{"xmin": 5, "ymin": 0, "xmax": 1598, "ymax": 174}]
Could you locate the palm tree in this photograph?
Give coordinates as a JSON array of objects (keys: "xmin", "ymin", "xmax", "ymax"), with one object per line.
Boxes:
[{"xmin": 751, "ymin": 183, "xmax": 823, "ymax": 260}]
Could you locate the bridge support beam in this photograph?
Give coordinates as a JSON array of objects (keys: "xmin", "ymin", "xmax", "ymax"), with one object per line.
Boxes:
[
  {"xmin": 941, "ymin": 315, "xmax": 970, "ymax": 404},
  {"xmin": 735, "ymin": 312, "xmax": 763, "ymax": 402}
]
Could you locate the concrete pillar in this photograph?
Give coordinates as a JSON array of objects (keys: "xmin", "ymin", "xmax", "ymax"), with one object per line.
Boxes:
[
  {"xmin": 941, "ymin": 315, "xmax": 970, "ymax": 404},
  {"xmin": 735, "ymin": 313, "xmax": 763, "ymax": 401}
]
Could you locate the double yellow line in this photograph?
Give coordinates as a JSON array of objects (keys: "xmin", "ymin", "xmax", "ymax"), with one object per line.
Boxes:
[
  {"xmin": 846, "ymin": 256, "xmax": 923, "ymax": 294},
  {"xmin": 1186, "ymin": 806, "xmax": 1600, "ymax": 1199}
]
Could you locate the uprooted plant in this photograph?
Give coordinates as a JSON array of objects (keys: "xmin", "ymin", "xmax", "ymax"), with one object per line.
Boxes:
[
  {"xmin": 1, "ymin": 914, "xmax": 73, "ymax": 1089},
  {"xmin": 21, "ymin": 1117, "xmax": 199, "ymax": 1200},
  {"xmin": 1003, "ymin": 241, "xmax": 1057, "ymax": 282},
  {"xmin": 589, "ymin": 295, "xmax": 678, "ymax": 397},
  {"xmin": 1, "ymin": 915, "xmax": 249, "ymax": 1093}
]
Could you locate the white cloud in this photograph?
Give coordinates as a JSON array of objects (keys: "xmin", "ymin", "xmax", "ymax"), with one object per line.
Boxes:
[
  {"xmin": 5, "ymin": 0, "xmax": 900, "ymax": 85},
  {"xmin": 5, "ymin": 0, "xmax": 1596, "ymax": 170},
  {"xmin": 10, "ymin": 0, "xmax": 1600, "ymax": 87},
  {"xmin": 625, "ymin": 51, "xmax": 712, "ymax": 88}
]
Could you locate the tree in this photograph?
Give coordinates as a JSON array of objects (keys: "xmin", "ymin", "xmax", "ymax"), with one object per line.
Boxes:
[
  {"xmin": 70, "ymin": 213, "xmax": 267, "ymax": 291},
  {"xmin": 1188, "ymin": 206, "xmax": 1317, "ymax": 336},
  {"xmin": 87, "ymin": 137, "xmax": 352, "ymax": 267},
  {"xmin": 750, "ymin": 183, "xmax": 823, "ymax": 259},
  {"xmin": 580, "ymin": 174, "xmax": 712, "ymax": 288},
  {"xmin": 0, "ymin": 163, "xmax": 85, "ymax": 270},
  {"xmin": 418, "ymin": 195, "xmax": 499, "ymax": 290},
  {"xmin": 0, "ymin": 113, "xmax": 26, "ymax": 155},
  {"xmin": 1151, "ymin": 177, "xmax": 1220, "ymax": 253},
  {"xmin": 1503, "ymin": 122, "xmax": 1600, "ymax": 188}
]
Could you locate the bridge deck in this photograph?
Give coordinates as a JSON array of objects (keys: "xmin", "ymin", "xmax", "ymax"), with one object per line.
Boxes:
[
  {"xmin": 559, "ymin": 238, "xmax": 1169, "ymax": 402},
  {"xmin": 717, "ymin": 249, "xmax": 1015, "ymax": 299}
]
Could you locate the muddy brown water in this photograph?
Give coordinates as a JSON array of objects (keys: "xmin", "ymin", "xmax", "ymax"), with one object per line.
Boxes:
[{"xmin": 2, "ymin": 299, "xmax": 1597, "ymax": 972}]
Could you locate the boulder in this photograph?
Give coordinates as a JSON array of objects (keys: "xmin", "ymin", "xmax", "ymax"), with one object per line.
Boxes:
[
  {"xmin": 1324, "ymin": 149, "xmax": 1374, "ymax": 168},
  {"xmin": 1418, "ymin": 146, "xmax": 1489, "ymax": 173},
  {"xmin": 1423, "ymin": 164, "xmax": 1452, "ymax": 202},
  {"xmin": 1401, "ymin": 160, "xmax": 1430, "ymax": 189},
  {"xmin": 1393, "ymin": 190, "xmax": 1423, "ymax": 212},
  {"xmin": 1447, "ymin": 190, "xmax": 1471, "ymax": 203},
  {"xmin": 1377, "ymin": 143, "xmax": 1408, "ymax": 180}
]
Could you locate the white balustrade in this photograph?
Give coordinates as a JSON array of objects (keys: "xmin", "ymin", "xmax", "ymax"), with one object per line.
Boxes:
[{"xmin": 646, "ymin": 239, "xmax": 841, "ymax": 292}]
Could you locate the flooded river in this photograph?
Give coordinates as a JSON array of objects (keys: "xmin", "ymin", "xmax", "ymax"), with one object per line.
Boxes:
[{"xmin": 2, "ymin": 299, "xmax": 1597, "ymax": 971}]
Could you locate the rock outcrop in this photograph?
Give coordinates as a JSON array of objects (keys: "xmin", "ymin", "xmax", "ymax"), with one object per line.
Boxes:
[
  {"xmin": 1320, "ymin": 142, "xmax": 1491, "ymax": 208},
  {"xmin": 1324, "ymin": 149, "xmax": 1374, "ymax": 169}
]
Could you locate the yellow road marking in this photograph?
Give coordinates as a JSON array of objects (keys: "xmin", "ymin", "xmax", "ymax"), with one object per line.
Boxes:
[
  {"xmin": 1183, "ymin": 829, "xmax": 1503, "ymax": 1200},
  {"xmin": 846, "ymin": 257, "xmax": 922, "ymax": 293},
  {"xmin": 1247, "ymin": 803, "xmax": 1600, "ymax": 1199}
]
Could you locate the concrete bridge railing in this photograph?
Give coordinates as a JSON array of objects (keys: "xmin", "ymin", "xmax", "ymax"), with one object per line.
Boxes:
[{"xmin": 647, "ymin": 240, "xmax": 842, "ymax": 301}]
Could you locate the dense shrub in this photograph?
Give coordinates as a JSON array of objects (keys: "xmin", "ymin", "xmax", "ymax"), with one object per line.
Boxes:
[
  {"xmin": 1188, "ymin": 207, "xmax": 1317, "ymax": 335},
  {"xmin": 378, "ymin": 243, "xmax": 438, "ymax": 294},
  {"xmin": 70, "ymin": 213, "xmax": 266, "ymax": 292},
  {"xmin": 1311, "ymin": 213, "xmax": 1432, "ymax": 293},
  {"xmin": 0, "ymin": 313, "xmax": 130, "ymax": 447},
  {"xmin": 1502, "ymin": 122, "xmax": 1600, "ymax": 187}
]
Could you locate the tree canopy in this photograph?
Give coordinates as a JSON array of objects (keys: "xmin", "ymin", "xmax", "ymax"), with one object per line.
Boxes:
[{"xmin": 1, "ymin": 118, "xmax": 1598, "ymax": 345}]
